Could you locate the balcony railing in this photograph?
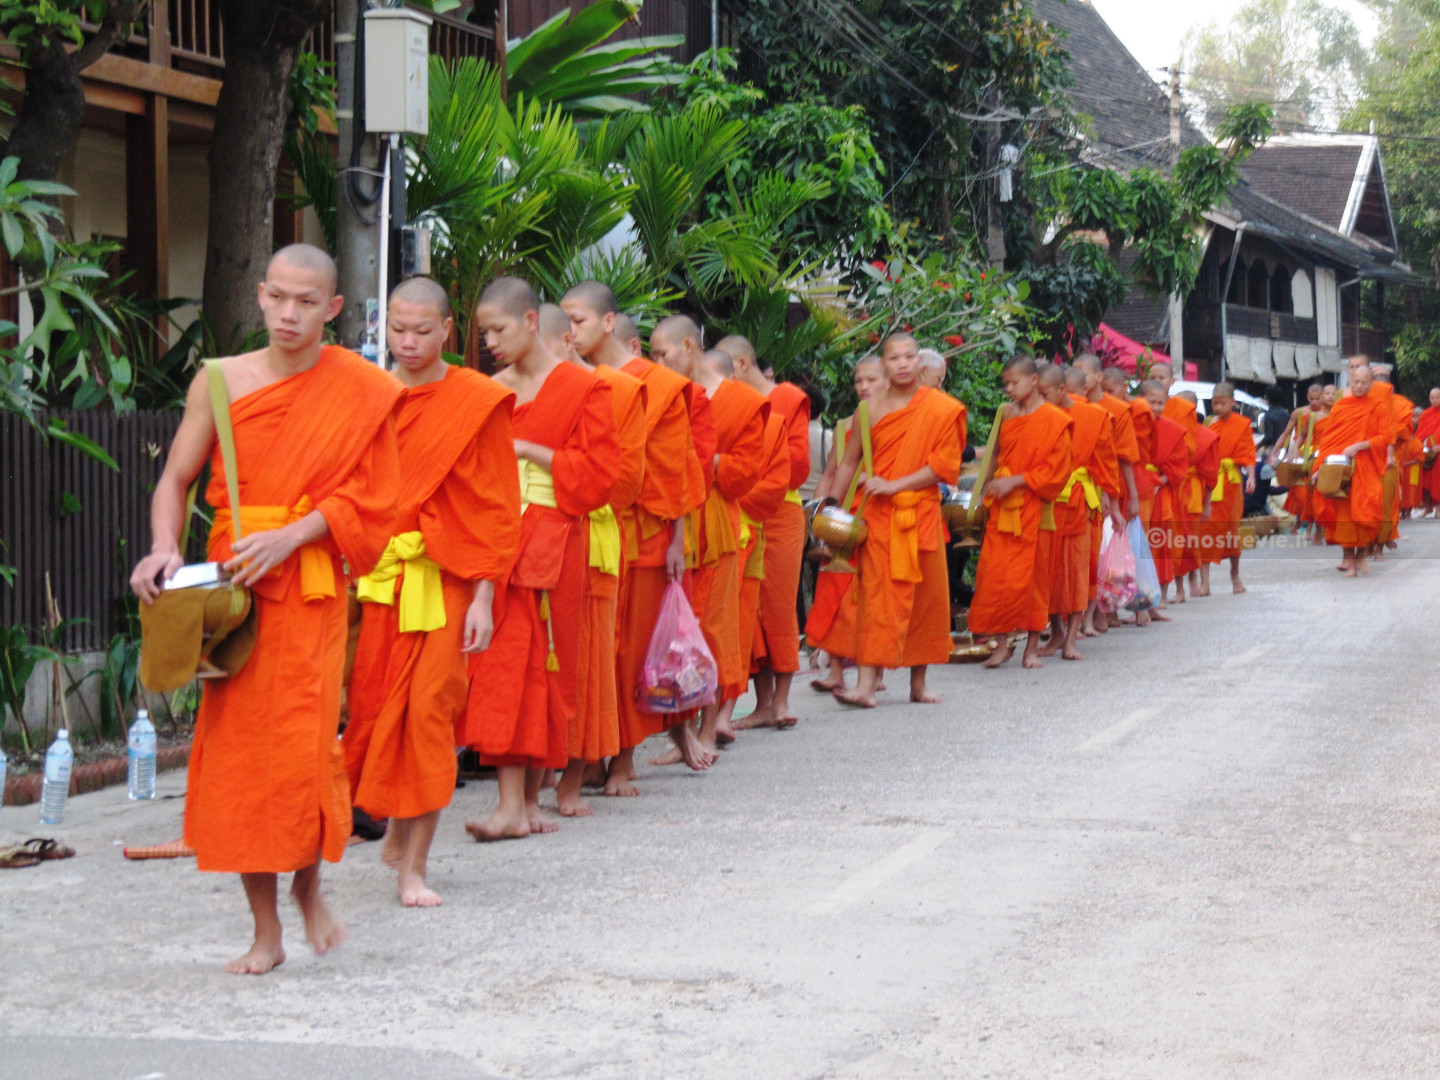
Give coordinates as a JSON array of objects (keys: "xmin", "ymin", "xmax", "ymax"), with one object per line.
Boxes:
[{"xmin": 88, "ymin": 2, "xmax": 497, "ymax": 81}]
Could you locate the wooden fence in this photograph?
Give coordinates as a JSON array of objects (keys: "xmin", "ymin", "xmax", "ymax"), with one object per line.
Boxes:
[{"xmin": 1, "ymin": 410, "xmax": 194, "ymax": 652}]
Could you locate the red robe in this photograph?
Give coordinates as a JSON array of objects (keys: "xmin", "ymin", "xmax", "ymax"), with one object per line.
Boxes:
[
  {"xmin": 738, "ymin": 413, "xmax": 792, "ymax": 679},
  {"xmin": 968, "ymin": 403, "xmax": 1072, "ymax": 636},
  {"xmin": 1149, "ymin": 416, "xmax": 1189, "ymax": 584},
  {"xmin": 1049, "ymin": 400, "xmax": 1112, "ymax": 617},
  {"xmin": 461, "ymin": 363, "xmax": 618, "ymax": 768},
  {"xmin": 345, "ymin": 368, "xmax": 520, "ymax": 819},
  {"xmin": 754, "ymin": 382, "xmax": 811, "ymax": 674},
  {"xmin": 186, "ymin": 346, "xmax": 402, "ymax": 873},
  {"xmin": 1201, "ymin": 413, "xmax": 1256, "ymax": 564},
  {"xmin": 1418, "ymin": 406, "xmax": 1440, "ymax": 501}
]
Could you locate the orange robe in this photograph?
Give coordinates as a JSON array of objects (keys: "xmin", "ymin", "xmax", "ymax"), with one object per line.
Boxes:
[
  {"xmin": 753, "ymin": 382, "xmax": 811, "ymax": 674},
  {"xmin": 617, "ymin": 358, "xmax": 703, "ymax": 745},
  {"xmin": 701, "ymin": 380, "xmax": 769, "ymax": 700},
  {"xmin": 1281, "ymin": 408, "xmax": 1318, "ymax": 522},
  {"xmin": 1417, "ymin": 406, "xmax": 1440, "ymax": 501},
  {"xmin": 1162, "ymin": 397, "xmax": 1203, "ymax": 576},
  {"xmin": 185, "ymin": 346, "xmax": 402, "ymax": 873},
  {"xmin": 461, "ymin": 363, "xmax": 618, "ymax": 769},
  {"xmin": 345, "ymin": 368, "xmax": 520, "ymax": 820},
  {"xmin": 1201, "ymin": 413, "xmax": 1256, "ymax": 564},
  {"xmin": 835, "ymin": 388, "xmax": 966, "ymax": 668},
  {"xmin": 1050, "ymin": 400, "xmax": 1114, "ymax": 617},
  {"xmin": 1149, "ymin": 416, "xmax": 1188, "ymax": 584},
  {"xmin": 739, "ymin": 413, "xmax": 791, "ymax": 679},
  {"xmin": 805, "ymin": 416, "xmax": 858, "ymax": 654},
  {"xmin": 1128, "ymin": 396, "xmax": 1158, "ymax": 529},
  {"xmin": 1075, "ymin": 396, "xmax": 1120, "ymax": 602},
  {"xmin": 1314, "ymin": 391, "xmax": 1395, "ymax": 548},
  {"xmin": 1380, "ymin": 387, "xmax": 1414, "ymax": 537},
  {"xmin": 576, "ymin": 364, "xmax": 647, "ymax": 762},
  {"xmin": 968, "ymin": 403, "xmax": 1072, "ymax": 636}
]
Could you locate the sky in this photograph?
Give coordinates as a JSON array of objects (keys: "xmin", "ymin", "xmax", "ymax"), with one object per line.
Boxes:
[{"xmin": 1087, "ymin": 0, "xmax": 1379, "ymax": 86}]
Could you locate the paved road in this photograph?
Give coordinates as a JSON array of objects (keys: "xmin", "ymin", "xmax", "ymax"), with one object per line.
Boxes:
[{"xmin": 5, "ymin": 523, "xmax": 1440, "ymax": 1079}]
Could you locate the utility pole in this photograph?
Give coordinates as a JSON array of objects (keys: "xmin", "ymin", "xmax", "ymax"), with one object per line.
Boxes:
[
  {"xmin": 334, "ymin": 0, "xmax": 381, "ymax": 350},
  {"xmin": 1167, "ymin": 61, "xmax": 1185, "ymax": 374}
]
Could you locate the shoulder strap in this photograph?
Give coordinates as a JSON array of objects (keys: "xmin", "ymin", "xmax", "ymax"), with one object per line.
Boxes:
[
  {"xmin": 204, "ymin": 358, "xmax": 243, "ymax": 542},
  {"xmin": 973, "ymin": 403, "xmax": 1006, "ymax": 489},
  {"xmin": 841, "ymin": 401, "xmax": 874, "ymax": 512}
]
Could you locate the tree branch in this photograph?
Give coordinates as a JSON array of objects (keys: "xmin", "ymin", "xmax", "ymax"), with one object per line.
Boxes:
[{"xmin": 73, "ymin": 1, "xmax": 151, "ymax": 71}]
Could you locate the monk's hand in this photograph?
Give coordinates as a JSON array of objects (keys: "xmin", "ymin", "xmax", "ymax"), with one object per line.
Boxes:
[
  {"xmin": 863, "ymin": 475, "xmax": 897, "ymax": 496},
  {"xmin": 1126, "ymin": 493, "xmax": 1140, "ymax": 520},
  {"xmin": 665, "ymin": 522, "xmax": 686, "ymax": 582},
  {"xmin": 1245, "ymin": 473, "xmax": 1256, "ymax": 494},
  {"xmin": 1201, "ymin": 503, "xmax": 1213, "ymax": 522},
  {"xmin": 130, "ymin": 549, "xmax": 184, "ymax": 604},
  {"xmin": 225, "ymin": 526, "xmax": 303, "ymax": 586},
  {"xmin": 462, "ymin": 592, "xmax": 494, "ymax": 654}
]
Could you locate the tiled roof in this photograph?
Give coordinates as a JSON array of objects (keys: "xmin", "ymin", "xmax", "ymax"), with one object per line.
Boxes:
[
  {"xmin": 1029, "ymin": 0, "xmax": 1208, "ymax": 171},
  {"xmin": 1239, "ymin": 142, "xmax": 1363, "ymax": 233}
]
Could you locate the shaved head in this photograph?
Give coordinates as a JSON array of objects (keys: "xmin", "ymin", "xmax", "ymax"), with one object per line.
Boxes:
[
  {"xmin": 1213, "ymin": 381, "xmax": 1236, "ymax": 398},
  {"xmin": 1074, "ymin": 354, "xmax": 1101, "ymax": 376},
  {"xmin": 1138, "ymin": 379, "xmax": 1165, "ymax": 397},
  {"xmin": 652, "ymin": 314, "xmax": 703, "ymax": 349},
  {"xmin": 917, "ymin": 348, "xmax": 945, "ymax": 370},
  {"xmin": 479, "ymin": 276, "xmax": 541, "ymax": 318},
  {"xmin": 1002, "ymin": 354, "xmax": 1037, "ymax": 377},
  {"xmin": 1151, "ymin": 362, "xmax": 1173, "ymax": 379},
  {"xmin": 1178, "ymin": 390, "xmax": 1198, "ymax": 404},
  {"xmin": 716, "ymin": 334, "xmax": 756, "ymax": 367},
  {"xmin": 1064, "ymin": 367, "xmax": 1086, "ymax": 392},
  {"xmin": 614, "ymin": 312, "xmax": 640, "ymax": 345},
  {"xmin": 562, "ymin": 280, "xmax": 618, "ymax": 317},
  {"xmin": 1100, "ymin": 367, "xmax": 1128, "ymax": 392},
  {"xmin": 705, "ymin": 348, "xmax": 734, "ymax": 377},
  {"xmin": 538, "ymin": 302, "xmax": 571, "ymax": 341},
  {"xmin": 1039, "ymin": 365, "xmax": 1066, "ymax": 390},
  {"xmin": 268, "ymin": 242, "xmax": 337, "ymax": 294},
  {"xmin": 389, "ymin": 275, "xmax": 450, "ymax": 317},
  {"xmin": 1373, "ymin": 363, "xmax": 1394, "ymax": 383},
  {"xmin": 1351, "ymin": 363, "xmax": 1374, "ymax": 394}
]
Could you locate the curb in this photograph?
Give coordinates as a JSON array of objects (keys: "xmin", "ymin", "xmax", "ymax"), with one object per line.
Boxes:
[{"xmin": 3, "ymin": 744, "xmax": 191, "ymax": 807}]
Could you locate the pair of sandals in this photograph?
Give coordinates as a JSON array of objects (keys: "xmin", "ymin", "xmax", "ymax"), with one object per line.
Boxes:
[{"xmin": 0, "ymin": 837, "xmax": 76, "ymax": 869}]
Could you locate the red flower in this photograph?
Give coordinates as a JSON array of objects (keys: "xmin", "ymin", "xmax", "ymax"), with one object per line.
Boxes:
[
  {"xmin": 870, "ymin": 259, "xmax": 887, "ymax": 271},
  {"xmin": 979, "ymin": 271, "xmax": 987, "ymax": 281},
  {"xmin": 964, "ymin": 292, "xmax": 972, "ymax": 301},
  {"xmin": 904, "ymin": 323, "xmax": 912, "ymax": 332},
  {"xmin": 945, "ymin": 335, "xmax": 964, "ymax": 347},
  {"xmin": 937, "ymin": 281, "xmax": 952, "ymax": 290},
  {"xmin": 867, "ymin": 331, "xmax": 881, "ymax": 345}
]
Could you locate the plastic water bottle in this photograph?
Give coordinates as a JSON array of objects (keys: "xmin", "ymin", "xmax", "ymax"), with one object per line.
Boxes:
[
  {"xmin": 39, "ymin": 729, "xmax": 72, "ymax": 826},
  {"xmin": 127, "ymin": 710, "xmax": 157, "ymax": 801}
]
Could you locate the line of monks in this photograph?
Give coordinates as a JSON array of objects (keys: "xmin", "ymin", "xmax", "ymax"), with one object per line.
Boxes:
[{"xmin": 128, "ymin": 243, "xmax": 1413, "ymax": 977}]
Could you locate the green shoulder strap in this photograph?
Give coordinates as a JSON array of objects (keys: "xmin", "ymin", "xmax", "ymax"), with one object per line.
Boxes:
[
  {"xmin": 179, "ymin": 359, "xmax": 243, "ymax": 554},
  {"xmin": 972, "ymin": 403, "xmax": 1006, "ymax": 492},
  {"xmin": 840, "ymin": 400, "xmax": 875, "ymax": 511}
]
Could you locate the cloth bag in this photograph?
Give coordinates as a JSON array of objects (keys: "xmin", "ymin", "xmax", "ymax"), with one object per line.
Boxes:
[
  {"xmin": 138, "ymin": 360, "xmax": 257, "ymax": 692},
  {"xmin": 636, "ymin": 582, "xmax": 718, "ymax": 713}
]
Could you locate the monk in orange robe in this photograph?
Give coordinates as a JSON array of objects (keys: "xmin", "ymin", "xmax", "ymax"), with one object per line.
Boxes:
[
  {"xmin": 1313, "ymin": 363, "xmax": 1394, "ymax": 576},
  {"xmin": 130, "ymin": 244, "xmax": 401, "ymax": 975},
  {"xmin": 1063, "ymin": 365, "xmax": 1121, "ymax": 636},
  {"xmin": 1180, "ymin": 394, "xmax": 1221, "ymax": 595},
  {"xmin": 537, "ymin": 304, "xmax": 646, "ymax": 816},
  {"xmin": 721, "ymin": 335, "xmax": 811, "ymax": 730},
  {"xmin": 649, "ymin": 320, "xmax": 768, "ymax": 758},
  {"xmin": 1143, "ymin": 380, "xmax": 1190, "ymax": 603},
  {"xmin": 345, "ymin": 278, "xmax": 520, "ymax": 907},
  {"xmin": 561, "ymin": 282, "xmax": 710, "ymax": 787},
  {"xmin": 1198, "ymin": 382, "xmax": 1257, "ymax": 595},
  {"xmin": 1415, "ymin": 388, "xmax": 1440, "ymax": 516},
  {"xmin": 1271, "ymin": 384, "xmax": 1324, "ymax": 533},
  {"xmin": 461, "ymin": 277, "xmax": 619, "ymax": 839},
  {"xmin": 824, "ymin": 332, "xmax": 965, "ymax": 702},
  {"xmin": 806, "ymin": 356, "xmax": 886, "ymax": 693},
  {"xmin": 737, "ymin": 409, "xmax": 792, "ymax": 716},
  {"xmin": 1372, "ymin": 366, "xmax": 1413, "ymax": 546},
  {"xmin": 1038, "ymin": 367, "xmax": 1117, "ymax": 660},
  {"xmin": 969, "ymin": 355, "xmax": 1072, "ymax": 669}
]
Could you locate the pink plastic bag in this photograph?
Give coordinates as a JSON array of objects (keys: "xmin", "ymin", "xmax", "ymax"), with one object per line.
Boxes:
[
  {"xmin": 636, "ymin": 582, "xmax": 718, "ymax": 714},
  {"xmin": 1096, "ymin": 521, "xmax": 1137, "ymax": 614}
]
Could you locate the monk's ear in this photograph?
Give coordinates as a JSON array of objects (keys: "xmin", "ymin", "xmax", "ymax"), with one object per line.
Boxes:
[
  {"xmin": 602, "ymin": 311, "xmax": 616, "ymax": 335},
  {"xmin": 524, "ymin": 309, "xmax": 540, "ymax": 334},
  {"xmin": 326, "ymin": 293, "xmax": 344, "ymax": 322}
]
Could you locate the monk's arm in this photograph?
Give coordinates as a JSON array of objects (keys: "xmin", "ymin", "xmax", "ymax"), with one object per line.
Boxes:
[
  {"xmin": 130, "ymin": 368, "xmax": 217, "ymax": 603},
  {"xmin": 827, "ymin": 427, "xmax": 865, "ymax": 505},
  {"xmin": 1269, "ymin": 412, "xmax": 1299, "ymax": 463},
  {"xmin": 1120, "ymin": 460, "xmax": 1139, "ymax": 518},
  {"xmin": 515, "ymin": 440, "xmax": 555, "ymax": 471},
  {"xmin": 864, "ymin": 464, "xmax": 940, "ymax": 496},
  {"xmin": 811, "ymin": 436, "xmax": 841, "ymax": 501},
  {"xmin": 228, "ymin": 508, "xmax": 330, "ymax": 587}
]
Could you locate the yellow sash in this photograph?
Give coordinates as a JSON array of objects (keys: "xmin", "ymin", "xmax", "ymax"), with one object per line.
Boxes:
[
  {"xmin": 784, "ymin": 488, "xmax": 803, "ymax": 505},
  {"xmin": 741, "ymin": 511, "xmax": 766, "ymax": 578},
  {"xmin": 355, "ymin": 531, "xmax": 445, "ymax": 631},
  {"xmin": 1039, "ymin": 500, "xmax": 1056, "ymax": 532},
  {"xmin": 1059, "ymin": 466, "xmax": 1101, "ymax": 510},
  {"xmin": 888, "ymin": 489, "xmax": 935, "ymax": 583},
  {"xmin": 1184, "ymin": 468, "xmax": 1204, "ymax": 514},
  {"xmin": 211, "ymin": 497, "xmax": 335, "ymax": 602},
  {"xmin": 1211, "ymin": 458, "xmax": 1243, "ymax": 500},
  {"xmin": 516, "ymin": 458, "xmax": 561, "ymax": 671},
  {"xmin": 587, "ymin": 506, "xmax": 622, "ymax": 576},
  {"xmin": 987, "ymin": 467, "xmax": 1026, "ymax": 535},
  {"xmin": 1409, "ymin": 463, "xmax": 1421, "ymax": 485}
]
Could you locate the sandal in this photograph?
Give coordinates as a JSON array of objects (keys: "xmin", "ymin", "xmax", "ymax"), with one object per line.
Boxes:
[
  {"xmin": 22, "ymin": 838, "xmax": 75, "ymax": 861},
  {"xmin": 0, "ymin": 845, "xmax": 42, "ymax": 869},
  {"xmin": 122, "ymin": 838, "xmax": 194, "ymax": 861}
]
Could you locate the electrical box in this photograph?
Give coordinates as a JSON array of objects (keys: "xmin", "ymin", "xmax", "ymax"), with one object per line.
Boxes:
[
  {"xmin": 401, "ymin": 226, "xmax": 432, "ymax": 277},
  {"xmin": 364, "ymin": 8, "xmax": 431, "ymax": 135}
]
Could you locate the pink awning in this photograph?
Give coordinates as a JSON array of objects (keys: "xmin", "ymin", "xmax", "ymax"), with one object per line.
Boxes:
[{"xmin": 1096, "ymin": 323, "xmax": 1197, "ymax": 380}]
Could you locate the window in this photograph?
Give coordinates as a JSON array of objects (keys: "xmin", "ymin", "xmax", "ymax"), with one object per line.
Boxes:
[
  {"xmin": 1247, "ymin": 261, "xmax": 1270, "ymax": 308},
  {"xmin": 1271, "ymin": 266, "xmax": 1292, "ymax": 314},
  {"xmin": 1227, "ymin": 258, "xmax": 1247, "ymax": 304},
  {"xmin": 1291, "ymin": 269, "xmax": 1314, "ymax": 319}
]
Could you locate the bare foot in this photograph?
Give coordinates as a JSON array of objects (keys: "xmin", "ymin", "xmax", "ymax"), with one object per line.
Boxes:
[
  {"xmin": 673, "ymin": 725, "xmax": 717, "ymax": 771},
  {"xmin": 603, "ymin": 774, "xmax": 638, "ymax": 797},
  {"xmin": 292, "ymin": 880, "xmax": 347, "ymax": 957},
  {"xmin": 810, "ymin": 677, "xmax": 842, "ymax": 692},
  {"xmin": 398, "ymin": 872, "xmax": 442, "ymax": 908},
  {"xmin": 649, "ymin": 746, "xmax": 684, "ymax": 767},
  {"xmin": 1231, "ymin": 577, "xmax": 1246, "ymax": 594},
  {"xmin": 1021, "ymin": 649, "xmax": 1044, "ymax": 669},
  {"xmin": 379, "ymin": 827, "xmax": 403, "ymax": 870},
  {"xmin": 1036, "ymin": 636, "xmax": 1060, "ymax": 658},
  {"xmin": 909, "ymin": 689, "xmax": 942, "ymax": 703},
  {"xmin": 775, "ymin": 714, "xmax": 799, "ymax": 730},
  {"xmin": 538, "ymin": 769, "xmax": 558, "ymax": 790},
  {"xmin": 556, "ymin": 789, "xmax": 594, "ymax": 818},
  {"xmin": 1135, "ymin": 611, "xmax": 1152, "ymax": 627},
  {"xmin": 1149, "ymin": 609, "xmax": 1172, "ymax": 621},
  {"xmin": 833, "ymin": 688, "xmax": 877, "ymax": 707},
  {"xmin": 734, "ymin": 706, "xmax": 778, "ymax": 730},
  {"xmin": 528, "ymin": 811, "xmax": 560, "ymax": 834},
  {"xmin": 224, "ymin": 940, "xmax": 286, "ymax": 976},
  {"xmin": 715, "ymin": 723, "xmax": 736, "ymax": 746},
  {"xmin": 580, "ymin": 763, "xmax": 608, "ymax": 787},
  {"xmin": 465, "ymin": 812, "xmax": 530, "ymax": 842},
  {"xmin": 1062, "ymin": 646, "xmax": 1084, "ymax": 661},
  {"xmin": 875, "ymin": 678, "xmax": 887, "ymax": 692},
  {"xmin": 982, "ymin": 642, "xmax": 1014, "ymax": 668}
]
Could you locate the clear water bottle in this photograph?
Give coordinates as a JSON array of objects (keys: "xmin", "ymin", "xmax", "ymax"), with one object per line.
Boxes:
[
  {"xmin": 39, "ymin": 729, "xmax": 72, "ymax": 826},
  {"xmin": 127, "ymin": 710, "xmax": 157, "ymax": 801},
  {"xmin": 360, "ymin": 324, "xmax": 380, "ymax": 364}
]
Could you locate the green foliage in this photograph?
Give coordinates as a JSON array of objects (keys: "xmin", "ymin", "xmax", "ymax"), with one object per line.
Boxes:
[
  {"xmin": 506, "ymin": 0, "xmax": 684, "ymax": 117},
  {"xmin": 73, "ymin": 630, "xmax": 140, "ymax": 739},
  {"xmin": 0, "ymin": 623, "xmax": 73, "ymax": 755}
]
